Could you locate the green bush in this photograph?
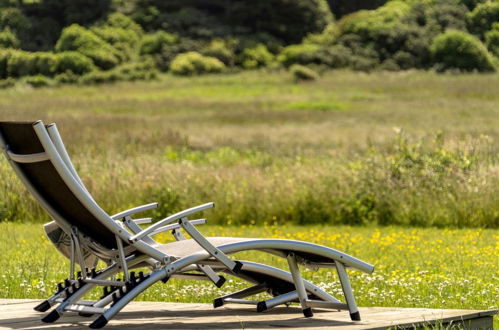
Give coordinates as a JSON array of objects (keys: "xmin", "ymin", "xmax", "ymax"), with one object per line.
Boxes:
[
  {"xmin": 33, "ymin": 52, "xmax": 58, "ymax": 76},
  {"xmin": 0, "ymin": 29, "xmax": 19, "ymax": 48},
  {"xmin": 467, "ymin": 0, "xmax": 499, "ymax": 36},
  {"xmin": 54, "ymin": 70, "xmax": 79, "ymax": 84},
  {"xmin": 79, "ymin": 70, "xmax": 121, "ymax": 84},
  {"xmin": 278, "ymin": 43, "xmax": 352, "ymax": 68},
  {"xmin": 238, "ymin": 44, "xmax": 274, "ymax": 69},
  {"xmin": 105, "ymin": 13, "xmax": 143, "ymax": 36},
  {"xmin": 53, "ymin": 51, "xmax": 96, "ymax": 75},
  {"xmin": 430, "ymin": 30, "xmax": 496, "ymax": 71},
  {"xmin": 201, "ymin": 39, "xmax": 235, "ymax": 66},
  {"xmin": 0, "ymin": 77, "xmax": 15, "ymax": 89},
  {"xmin": 485, "ymin": 22, "xmax": 499, "ymax": 56},
  {"xmin": 290, "ymin": 64, "xmax": 319, "ymax": 81},
  {"xmin": 55, "ymin": 24, "xmax": 120, "ymax": 70},
  {"xmin": 0, "ymin": 48, "xmax": 13, "ymax": 78},
  {"xmin": 113, "ymin": 59, "xmax": 158, "ymax": 81},
  {"xmin": 6, "ymin": 50, "xmax": 37, "ymax": 77},
  {"xmin": 170, "ymin": 51, "xmax": 225, "ymax": 76},
  {"xmin": 21, "ymin": 74, "xmax": 53, "ymax": 88},
  {"xmin": 139, "ymin": 31, "xmax": 178, "ymax": 55},
  {"xmin": 0, "ymin": 7, "xmax": 29, "ymax": 34},
  {"xmin": 91, "ymin": 26, "xmax": 140, "ymax": 62}
]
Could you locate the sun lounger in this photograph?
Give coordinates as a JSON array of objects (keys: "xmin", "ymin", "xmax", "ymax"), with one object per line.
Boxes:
[{"xmin": 0, "ymin": 121, "xmax": 374, "ymax": 328}]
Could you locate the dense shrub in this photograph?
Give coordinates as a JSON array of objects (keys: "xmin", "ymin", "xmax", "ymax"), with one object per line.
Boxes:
[
  {"xmin": 54, "ymin": 70, "xmax": 79, "ymax": 84},
  {"xmin": 485, "ymin": 23, "xmax": 499, "ymax": 56},
  {"xmin": 130, "ymin": 0, "xmax": 332, "ymax": 43},
  {"xmin": 170, "ymin": 51, "xmax": 224, "ymax": 75},
  {"xmin": 0, "ymin": 77, "xmax": 15, "ymax": 89},
  {"xmin": 155, "ymin": 38, "xmax": 205, "ymax": 71},
  {"xmin": 467, "ymin": 0, "xmax": 499, "ymax": 36},
  {"xmin": 0, "ymin": 48, "xmax": 13, "ymax": 78},
  {"xmin": 278, "ymin": 43, "xmax": 352, "ymax": 68},
  {"xmin": 430, "ymin": 30, "xmax": 496, "ymax": 71},
  {"xmin": 237, "ymin": 44, "xmax": 274, "ymax": 69},
  {"xmin": 33, "ymin": 52, "xmax": 58, "ymax": 76},
  {"xmin": 79, "ymin": 70, "xmax": 120, "ymax": 84},
  {"xmin": 21, "ymin": 74, "xmax": 53, "ymax": 88},
  {"xmin": 55, "ymin": 24, "xmax": 120, "ymax": 69},
  {"xmin": 139, "ymin": 31, "xmax": 178, "ymax": 55},
  {"xmin": 290, "ymin": 64, "xmax": 319, "ymax": 81},
  {"xmin": 105, "ymin": 13, "xmax": 143, "ymax": 36},
  {"xmin": 0, "ymin": 7, "xmax": 29, "ymax": 34},
  {"xmin": 5, "ymin": 50, "xmax": 37, "ymax": 77},
  {"xmin": 0, "ymin": 29, "xmax": 19, "ymax": 48},
  {"xmin": 201, "ymin": 39, "xmax": 235, "ymax": 66},
  {"xmin": 91, "ymin": 26, "xmax": 140, "ymax": 62},
  {"xmin": 53, "ymin": 51, "xmax": 96, "ymax": 75}
]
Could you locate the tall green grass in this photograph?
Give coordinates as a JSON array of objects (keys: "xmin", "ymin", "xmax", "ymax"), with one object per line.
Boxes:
[{"xmin": 0, "ymin": 70, "xmax": 497, "ymax": 227}]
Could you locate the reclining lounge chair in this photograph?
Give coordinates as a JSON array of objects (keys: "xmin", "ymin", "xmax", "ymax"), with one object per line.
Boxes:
[{"xmin": 0, "ymin": 121, "xmax": 374, "ymax": 328}]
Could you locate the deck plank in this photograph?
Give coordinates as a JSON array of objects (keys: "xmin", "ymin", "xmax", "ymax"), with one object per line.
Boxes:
[{"xmin": 0, "ymin": 299, "xmax": 496, "ymax": 329}]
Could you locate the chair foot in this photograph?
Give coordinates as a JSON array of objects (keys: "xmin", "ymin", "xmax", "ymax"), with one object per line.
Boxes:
[
  {"xmin": 303, "ymin": 307, "xmax": 313, "ymax": 318},
  {"xmin": 89, "ymin": 315, "xmax": 108, "ymax": 329},
  {"xmin": 256, "ymin": 301, "xmax": 267, "ymax": 313},
  {"xmin": 41, "ymin": 309, "xmax": 60, "ymax": 323},
  {"xmin": 79, "ymin": 312, "xmax": 94, "ymax": 317},
  {"xmin": 213, "ymin": 298, "xmax": 224, "ymax": 308},
  {"xmin": 215, "ymin": 276, "xmax": 226, "ymax": 288},
  {"xmin": 34, "ymin": 300, "xmax": 51, "ymax": 312},
  {"xmin": 350, "ymin": 311, "xmax": 361, "ymax": 321}
]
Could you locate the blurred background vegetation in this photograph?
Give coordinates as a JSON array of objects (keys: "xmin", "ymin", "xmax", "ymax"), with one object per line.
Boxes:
[{"xmin": 0, "ymin": 0, "xmax": 499, "ymax": 87}]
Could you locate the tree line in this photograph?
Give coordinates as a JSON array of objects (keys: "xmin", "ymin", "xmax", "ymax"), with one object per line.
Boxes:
[{"xmin": 0, "ymin": 0, "xmax": 498, "ymax": 86}]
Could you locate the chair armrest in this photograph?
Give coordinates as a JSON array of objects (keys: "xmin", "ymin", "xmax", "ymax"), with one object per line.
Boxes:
[
  {"xmin": 150, "ymin": 219, "xmax": 206, "ymax": 236},
  {"xmin": 111, "ymin": 202, "xmax": 158, "ymax": 220},
  {"xmin": 128, "ymin": 202, "xmax": 214, "ymax": 244}
]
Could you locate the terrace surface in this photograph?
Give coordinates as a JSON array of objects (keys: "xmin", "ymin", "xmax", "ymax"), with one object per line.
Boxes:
[{"xmin": 0, "ymin": 299, "xmax": 496, "ymax": 329}]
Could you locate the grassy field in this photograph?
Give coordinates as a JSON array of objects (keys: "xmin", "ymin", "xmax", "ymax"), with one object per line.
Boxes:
[
  {"xmin": 0, "ymin": 71, "xmax": 498, "ymax": 326},
  {"xmin": 0, "ymin": 223, "xmax": 497, "ymax": 326},
  {"xmin": 0, "ymin": 70, "xmax": 497, "ymax": 227}
]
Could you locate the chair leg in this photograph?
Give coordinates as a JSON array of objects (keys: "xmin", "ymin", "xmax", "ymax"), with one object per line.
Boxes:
[
  {"xmin": 286, "ymin": 253, "xmax": 313, "ymax": 317},
  {"xmin": 335, "ymin": 262, "xmax": 360, "ymax": 321}
]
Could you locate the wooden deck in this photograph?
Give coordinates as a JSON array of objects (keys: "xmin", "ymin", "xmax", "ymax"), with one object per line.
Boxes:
[{"xmin": 0, "ymin": 299, "xmax": 496, "ymax": 329}]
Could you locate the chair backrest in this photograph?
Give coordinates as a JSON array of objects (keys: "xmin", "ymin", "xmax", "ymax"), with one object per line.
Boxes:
[{"xmin": 0, "ymin": 121, "xmax": 118, "ymax": 249}]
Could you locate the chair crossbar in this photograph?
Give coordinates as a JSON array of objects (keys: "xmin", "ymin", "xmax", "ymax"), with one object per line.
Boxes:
[
  {"xmin": 65, "ymin": 304, "xmax": 106, "ymax": 315},
  {"xmin": 6, "ymin": 150, "xmax": 49, "ymax": 163}
]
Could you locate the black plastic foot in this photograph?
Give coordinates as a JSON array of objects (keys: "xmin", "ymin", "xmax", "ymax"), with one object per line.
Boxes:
[
  {"xmin": 41, "ymin": 310, "xmax": 60, "ymax": 323},
  {"xmin": 350, "ymin": 311, "xmax": 361, "ymax": 321},
  {"xmin": 34, "ymin": 300, "xmax": 51, "ymax": 312},
  {"xmin": 256, "ymin": 301, "xmax": 267, "ymax": 313},
  {"xmin": 78, "ymin": 312, "xmax": 94, "ymax": 317},
  {"xmin": 215, "ymin": 276, "xmax": 226, "ymax": 288},
  {"xmin": 89, "ymin": 315, "xmax": 108, "ymax": 329},
  {"xmin": 213, "ymin": 298, "xmax": 224, "ymax": 308},
  {"xmin": 303, "ymin": 307, "xmax": 313, "ymax": 317},
  {"xmin": 232, "ymin": 261, "xmax": 243, "ymax": 274}
]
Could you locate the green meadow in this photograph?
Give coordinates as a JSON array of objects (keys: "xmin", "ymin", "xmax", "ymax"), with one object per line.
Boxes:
[
  {"xmin": 0, "ymin": 70, "xmax": 498, "ymax": 326},
  {"xmin": 0, "ymin": 70, "xmax": 497, "ymax": 227}
]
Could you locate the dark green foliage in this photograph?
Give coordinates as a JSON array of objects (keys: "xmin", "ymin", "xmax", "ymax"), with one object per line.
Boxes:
[
  {"xmin": 170, "ymin": 51, "xmax": 225, "ymax": 76},
  {"xmin": 237, "ymin": 44, "xmax": 274, "ymax": 69},
  {"xmin": 485, "ymin": 23, "xmax": 499, "ymax": 55},
  {"xmin": 79, "ymin": 60, "xmax": 158, "ymax": 84},
  {"xmin": 155, "ymin": 38, "xmax": 205, "ymax": 71},
  {"xmin": 53, "ymin": 51, "xmax": 96, "ymax": 75},
  {"xmin": 327, "ymin": 0, "xmax": 388, "ymax": 18},
  {"xmin": 139, "ymin": 31, "xmax": 179, "ymax": 55},
  {"xmin": 55, "ymin": 24, "xmax": 120, "ymax": 70},
  {"xmin": 129, "ymin": 0, "xmax": 332, "ymax": 43},
  {"xmin": 467, "ymin": 1, "xmax": 499, "ymax": 36},
  {"xmin": 21, "ymin": 74, "xmax": 53, "ymax": 87},
  {"xmin": 0, "ymin": 7, "xmax": 29, "ymax": 34},
  {"xmin": 54, "ymin": 70, "xmax": 79, "ymax": 84},
  {"xmin": 290, "ymin": 64, "xmax": 319, "ymax": 81},
  {"xmin": 430, "ymin": 30, "xmax": 496, "ymax": 71},
  {"xmin": 201, "ymin": 39, "xmax": 235, "ymax": 66},
  {"xmin": 0, "ymin": 77, "xmax": 15, "ymax": 88},
  {"xmin": 278, "ymin": 43, "xmax": 351, "ymax": 68},
  {"xmin": 25, "ymin": 0, "xmax": 111, "ymax": 26},
  {"xmin": 0, "ymin": 29, "xmax": 18, "ymax": 48}
]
